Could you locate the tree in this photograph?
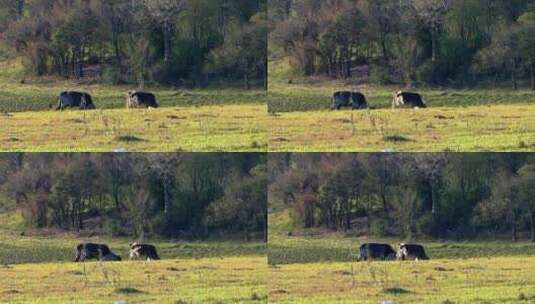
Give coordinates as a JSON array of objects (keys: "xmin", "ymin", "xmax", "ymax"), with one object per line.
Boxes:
[
  {"xmin": 517, "ymin": 11, "xmax": 535, "ymax": 90},
  {"xmin": 413, "ymin": 0, "xmax": 452, "ymax": 62},
  {"xmin": 517, "ymin": 164, "xmax": 535, "ymax": 241},
  {"xmin": 142, "ymin": 0, "xmax": 185, "ymax": 63}
]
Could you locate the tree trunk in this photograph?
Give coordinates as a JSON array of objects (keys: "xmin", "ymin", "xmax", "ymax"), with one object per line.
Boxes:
[
  {"xmin": 431, "ymin": 30, "xmax": 437, "ymax": 62},
  {"xmin": 512, "ymin": 217, "xmax": 517, "ymax": 242},
  {"xmin": 163, "ymin": 20, "xmax": 171, "ymax": 63},
  {"xmin": 530, "ymin": 59, "xmax": 535, "ymax": 90},
  {"xmin": 511, "ymin": 66, "xmax": 517, "ymax": 90},
  {"xmin": 16, "ymin": 0, "xmax": 24, "ymax": 20},
  {"xmin": 381, "ymin": 34, "xmax": 389, "ymax": 63},
  {"xmin": 530, "ymin": 212, "xmax": 535, "ymax": 242},
  {"xmin": 244, "ymin": 72, "xmax": 250, "ymax": 90},
  {"xmin": 430, "ymin": 181, "xmax": 437, "ymax": 215}
]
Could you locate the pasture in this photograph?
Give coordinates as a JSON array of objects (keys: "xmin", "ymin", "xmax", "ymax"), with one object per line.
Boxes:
[
  {"xmin": 0, "ymin": 59, "xmax": 267, "ymax": 152},
  {"xmin": 268, "ymin": 104, "xmax": 535, "ymax": 152},
  {"xmin": 1, "ymin": 256, "xmax": 267, "ymax": 304},
  {"xmin": 268, "ymin": 59, "xmax": 535, "ymax": 152},
  {"xmin": 269, "ymin": 256, "xmax": 535, "ymax": 304},
  {"xmin": 0, "ymin": 59, "xmax": 268, "ymax": 113},
  {"xmin": 1, "ymin": 104, "xmax": 267, "ymax": 152},
  {"xmin": 0, "ymin": 213, "xmax": 267, "ymax": 303},
  {"xmin": 268, "ymin": 210, "xmax": 535, "ymax": 303}
]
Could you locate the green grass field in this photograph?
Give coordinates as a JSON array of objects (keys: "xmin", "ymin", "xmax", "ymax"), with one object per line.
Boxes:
[
  {"xmin": 269, "ymin": 256, "xmax": 535, "ymax": 304},
  {"xmin": 1, "ymin": 256, "xmax": 267, "ymax": 304},
  {"xmin": 268, "ymin": 209, "xmax": 535, "ymax": 303},
  {"xmin": 267, "ymin": 59, "xmax": 535, "ymax": 152},
  {"xmin": 0, "ymin": 59, "xmax": 267, "ymax": 152},
  {"xmin": 0, "ymin": 59, "xmax": 268, "ymax": 113},
  {"xmin": 268, "ymin": 104, "xmax": 535, "ymax": 152},
  {"xmin": 0, "ymin": 212, "xmax": 267, "ymax": 303},
  {"xmin": 1, "ymin": 104, "xmax": 267, "ymax": 152}
]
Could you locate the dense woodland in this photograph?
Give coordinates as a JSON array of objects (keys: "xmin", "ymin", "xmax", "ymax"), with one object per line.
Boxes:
[
  {"xmin": 0, "ymin": 153, "xmax": 267, "ymax": 241},
  {"xmin": 270, "ymin": 153, "xmax": 535, "ymax": 241},
  {"xmin": 0, "ymin": 0, "xmax": 267, "ymax": 88},
  {"xmin": 269, "ymin": 0, "xmax": 535, "ymax": 88}
]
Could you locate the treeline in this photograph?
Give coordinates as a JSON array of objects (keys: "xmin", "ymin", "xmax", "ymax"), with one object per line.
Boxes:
[
  {"xmin": 270, "ymin": 153, "xmax": 535, "ymax": 241},
  {"xmin": 0, "ymin": 153, "xmax": 267, "ymax": 241},
  {"xmin": 0, "ymin": 0, "xmax": 267, "ymax": 88},
  {"xmin": 269, "ymin": 0, "xmax": 535, "ymax": 89}
]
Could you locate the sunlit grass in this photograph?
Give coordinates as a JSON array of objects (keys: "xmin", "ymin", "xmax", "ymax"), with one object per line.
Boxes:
[
  {"xmin": 269, "ymin": 256, "xmax": 535, "ymax": 304},
  {"xmin": 0, "ymin": 256, "xmax": 267, "ymax": 304},
  {"xmin": 1, "ymin": 104, "xmax": 267, "ymax": 152},
  {"xmin": 0, "ymin": 59, "xmax": 268, "ymax": 113},
  {"xmin": 0, "ymin": 212, "xmax": 267, "ymax": 303},
  {"xmin": 267, "ymin": 58, "xmax": 535, "ymax": 152},
  {"xmin": 268, "ymin": 104, "xmax": 535, "ymax": 152},
  {"xmin": 268, "ymin": 209, "xmax": 535, "ymax": 303}
]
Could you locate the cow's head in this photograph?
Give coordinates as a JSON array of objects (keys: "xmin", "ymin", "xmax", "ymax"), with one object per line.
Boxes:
[
  {"xmin": 396, "ymin": 243, "xmax": 407, "ymax": 260},
  {"xmin": 392, "ymin": 91, "xmax": 404, "ymax": 107}
]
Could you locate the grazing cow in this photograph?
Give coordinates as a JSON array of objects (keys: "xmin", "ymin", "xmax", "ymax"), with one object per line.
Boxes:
[
  {"xmin": 74, "ymin": 243, "xmax": 111, "ymax": 262},
  {"xmin": 358, "ymin": 243, "xmax": 396, "ymax": 261},
  {"xmin": 129, "ymin": 242, "xmax": 160, "ymax": 261},
  {"xmin": 396, "ymin": 243, "xmax": 429, "ymax": 261},
  {"xmin": 331, "ymin": 91, "xmax": 368, "ymax": 110},
  {"xmin": 98, "ymin": 247, "xmax": 122, "ymax": 262},
  {"xmin": 392, "ymin": 91, "xmax": 427, "ymax": 109},
  {"xmin": 126, "ymin": 91, "xmax": 159, "ymax": 108},
  {"xmin": 56, "ymin": 91, "xmax": 95, "ymax": 110}
]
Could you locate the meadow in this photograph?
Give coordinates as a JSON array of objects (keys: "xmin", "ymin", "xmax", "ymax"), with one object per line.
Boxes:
[
  {"xmin": 0, "ymin": 213, "xmax": 267, "ymax": 303},
  {"xmin": 1, "ymin": 104, "xmax": 267, "ymax": 152},
  {"xmin": 268, "ymin": 209, "xmax": 535, "ymax": 303},
  {"xmin": 269, "ymin": 256, "xmax": 535, "ymax": 304},
  {"xmin": 0, "ymin": 59, "xmax": 267, "ymax": 152},
  {"xmin": 267, "ymin": 59, "xmax": 535, "ymax": 152},
  {"xmin": 1, "ymin": 256, "xmax": 267, "ymax": 304},
  {"xmin": 268, "ymin": 104, "xmax": 535, "ymax": 152}
]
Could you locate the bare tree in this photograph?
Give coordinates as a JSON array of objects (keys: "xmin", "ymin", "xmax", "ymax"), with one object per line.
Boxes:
[
  {"xmin": 142, "ymin": 0, "xmax": 186, "ymax": 63},
  {"xmin": 412, "ymin": 0, "xmax": 452, "ymax": 62}
]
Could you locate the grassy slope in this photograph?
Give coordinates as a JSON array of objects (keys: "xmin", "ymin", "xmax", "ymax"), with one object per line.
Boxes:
[{"xmin": 268, "ymin": 59, "xmax": 535, "ymax": 152}]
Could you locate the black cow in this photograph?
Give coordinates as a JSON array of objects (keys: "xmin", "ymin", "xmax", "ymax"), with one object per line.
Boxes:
[
  {"xmin": 331, "ymin": 91, "xmax": 368, "ymax": 110},
  {"xmin": 396, "ymin": 243, "xmax": 429, "ymax": 261},
  {"xmin": 129, "ymin": 242, "xmax": 160, "ymax": 261},
  {"xmin": 358, "ymin": 243, "xmax": 396, "ymax": 261},
  {"xmin": 56, "ymin": 91, "xmax": 95, "ymax": 110},
  {"xmin": 74, "ymin": 243, "xmax": 111, "ymax": 262},
  {"xmin": 126, "ymin": 91, "xmax": 159, "ymax": 108},
  {"xmin": 392, "ymin": 91, "xmax": 427, "ymax": 109},
  {"xmin": 98, "ymin": 247, "xmax": 122, "ymax": 262}
]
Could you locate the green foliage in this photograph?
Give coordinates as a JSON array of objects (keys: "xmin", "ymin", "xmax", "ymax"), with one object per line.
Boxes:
[
  {"xmin": 369, "ymin": 64, "xmax": 392, "ymax": 85},
  {"xmin": 0, "ymin": 153, "xmax": 267, "ymax": 240},
  {"xmin": 270, "ymin": 153, "xmax": 535, "ymax": 240},
  {"xmin": 0, "ymin": 0, "xmax": 267, "ymax": 87},
  {"xmin": 270, "ymin": 0, "xmax": 535, "ymax": 88}
]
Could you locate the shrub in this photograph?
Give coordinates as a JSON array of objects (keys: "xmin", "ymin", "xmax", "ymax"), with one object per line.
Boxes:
[
  {"xmin": 102, "ymin": 65, "xmax": 122, "ymax": 85},
  {"xmin": 369, "ymin": 64, "xmax": 392, "ymax": 85}
]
